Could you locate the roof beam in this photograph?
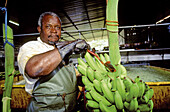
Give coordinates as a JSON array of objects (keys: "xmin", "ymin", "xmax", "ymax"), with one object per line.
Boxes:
[
  {"xmin": 60, "ymin": 8, "xmax": 87, "ymax": 40},
  {"xmin": 102, "ymin": 1, "xmax": 106, "ymax": 39},
  {"xmin": 61, "ymin": 28, "xmax": 76, "ymax": 40},
  {"xmin": 62, "ymin": 17, "xmax": 105, "ymax": 28}
]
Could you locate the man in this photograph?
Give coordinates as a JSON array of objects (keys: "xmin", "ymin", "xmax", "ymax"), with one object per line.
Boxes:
[{"xmin": 17, "ymin": 12, "xmax": 89, "ymax": 112}]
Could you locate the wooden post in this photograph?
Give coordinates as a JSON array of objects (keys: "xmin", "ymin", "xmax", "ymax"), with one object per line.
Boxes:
[{"xmin": 2, "ymin": 24, "xmax": 15, "ymax": 112}]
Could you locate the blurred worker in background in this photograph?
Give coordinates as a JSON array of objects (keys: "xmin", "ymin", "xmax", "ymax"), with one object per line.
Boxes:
[{"xmin": 17, "ymin": 11, "xmax": 89, "ymax": 112}]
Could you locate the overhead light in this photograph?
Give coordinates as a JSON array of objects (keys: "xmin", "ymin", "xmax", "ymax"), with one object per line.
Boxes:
[
  {"xmin": 133, "ymin": 32, "xmax": 136, "ymax": 35},
  {"xmin": 156, "ymin": 15, "xmax": 170, "ymax": 24},
  {"xmin": 9, "ymin": 20, "xmax": 19, "ymax": 26}
]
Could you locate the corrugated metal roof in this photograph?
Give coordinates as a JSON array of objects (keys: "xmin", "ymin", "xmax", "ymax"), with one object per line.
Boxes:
[{"xmin": 0, "ymin": 0, "xmax": 169, "ymax": 48}]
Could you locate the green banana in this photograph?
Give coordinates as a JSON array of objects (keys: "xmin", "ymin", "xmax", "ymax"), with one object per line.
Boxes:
[
  {"xmin": 85, "ymin": 52, "xmax": 103, "ymax": 73},
  {"xmin": 82, "ymin": 76, "xmax": 93, "ymax": 86},
  {"xmin": 126, "ymin": 82, "xmax": 139, "ymax": 102},
  {"xmin": 89, "ymin": 87, "xmax": 103, "ymax": 102},
  {"xmin": 85, "ymin": 91, "xmax": 93, "ymax": 100},
  {"xmin": 114, "ymin": 65, "xmax": 125, "ymax": 78},
  {"xmin": 99, "ymin": 54, "xmax": 106, "ymax": 63},
  {"xmin": 94, "ymin": 56, "xmax": 108, "ymax": 74},
  {"xmin": 89, "ymin": 87, "xmax": 111, "ymax": 106},
  {"xmin": 108, "ymin": 72, "xmax": 117, "ymax": 91},
  {"xmin": 109, "ymin": 105, "xmax": 117, "ymax": 112},
  {"xmin": 136, "ymin": 109, "xmax": 141, "ymax": 112},
  {"xmin": 135, "ymin": 76, "xmax": 141, "ymax": 83},
  {"xmin": 138, "ymin": 102, "xmax": 152, "ymax": 112},
  {"xmin": 122, "ymin": 109, "xmax": 125, "ymax": 112},
  {"xmin": 101, "ymin": 80, "xmax": 114, "ymax": 103},
  {"xmin": 100, "ymin": 95, "xmax": 112, "ymax": 106},
  {"xmin": 141, "ymin": 88, "xmax": 154, "ymax": 103},
  {"xmin": 82, "ymin": 76, "xmax": 93, "ymax": 87},
  {"xmin": 123, "ymin": 76, "xmax": 133, "ymax": 92},
  {"xmin": 85, "ymin": 84, "xmax": 93, "ymax": 91},
  {"xmin": 86, "ymin": 66, "xmax": 95, "ymax": 82},
  {"xmin": 147, "ymin": 88, "xmax": 154, "ymax": 99},
  {"xmin": 123, "ymin": 101, "xmax": 130, "ymax": 109},
  {"xmin": 111, "ymin": 90, "xmax": 115, "ymax": 103},
  {"xmin": 78, "ymin": 58, "xmax": 88, "ymax": 68},
  {"xmin": 116, "ymin": 76, "xmax": 126, "ymax": 101},
  {"xmin": 107, "ymin": 72, "xmax": 115, "ymax": 80},
  {"xmin": 99, "ymin": 101, "xmax": 109, "ymax": 112},
  {"xmin": 140, "ymin": 95, "xmax": 149, "ymax": 104},
  {"xmin": 137, "ymin": 80, "xmax": 145, "ymax": 97},
  {"xmin": 84, "ymin": 52, "xmax": 96, "ymax": 70},
  {"xmin": 99, "ymin": 101, "xmax": 117, "ymax": 112},
  {"xmin": 114, "ymin": 65, "xmax": 121, "ymax": 77},
  {"xmin": 119, "ymin": 64, "xmax": 127, "ymax": 79},
  {"xmin": 114, "ymin": 91, "xmax": 124, "ymax": 110},
  {"xmin": 93, "ymin": 79, "xmax": 102, "ymax": 93},
  {"xmin": 125, "ymin": 92, "xmax": 131, "ymax": 102},
  {"xmin": 77, "ymin": 65, "xmax": 87, "ymax": 76},
  {"xmin": 86, "ymin": 100, "xmax": 99, "ymax": 109},
  {"xmin": 145, "ymin": 83, "xmax": 150, "ymax": 92},
  {"xmin": 129, "ymin": 97, "xmax": 138, "ymax": 111},
  {"xmin": 148, "ymin": 99, "xmax": 154, "ymax": 110},
  {"xmin": 104, "ymin": 53, "xmax": 110, "ymax": 62},
  {"xmin": 111, "ymin": 80, "xmax": 117, "ymax": 92},
  {"xmin": 92, "ymin": 109, "xmax": 100, "ymax": 112},
  {"xmin": 94, "ymin": 70, "xmax": 105, "ymax": 81},
  {"xmin": 130, "ymin": 82, "xmax": 139, "ymax": 98},
  {"xmin": 106, "ymin": 77, "xmax": 112, "ymax": 90}
]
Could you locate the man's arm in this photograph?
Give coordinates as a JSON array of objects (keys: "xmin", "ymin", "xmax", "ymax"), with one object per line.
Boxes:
[
  {"xmin": 25, "ymin": 39, "xmax": 89, "ymax": 79},
  {"xmin": 25, "ymin": 48, "xmax": 62, "ymax": 78}
]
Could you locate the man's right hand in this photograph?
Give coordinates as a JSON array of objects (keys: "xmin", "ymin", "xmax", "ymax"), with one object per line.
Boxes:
[
  {"xmin": 57, "ymin": 39, "xmax": 89, "ymax": 59},
  {"xmin": 74, "ymin": 39, "xmax": 90, "ymax": 53},
  {"xmin": 54, "ymin": 41, "xmax": 70, "ymax": 49}
]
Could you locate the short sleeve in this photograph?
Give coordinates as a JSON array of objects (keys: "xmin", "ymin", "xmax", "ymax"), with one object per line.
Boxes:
[
  {"xmin": 17, "ymin": 39, "xmax": 55, "ymax": 94},
  {"xmin": 17, "ymin": 41, "xmax": 41, "ymax": 86},
  {"xmin": 17, "ymin": 41, "xmax": 40, "ymax": 76}
]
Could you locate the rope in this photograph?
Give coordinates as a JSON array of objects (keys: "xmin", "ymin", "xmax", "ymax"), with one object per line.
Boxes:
[
  {"xmin": 107, "ymin": 30, "xmax": 119, "ymax": 33},
  {"xmin": 106, "ymin": 20, "xmax": 118, "ymax": 23},
  {"xmin": 106, "ymin": 23, "xmax": 119, "ymax": 26},
  {"xmin": 106, "ymin": 20, "xmax": 119, "ymax": 33},
  {"xmin": 87, "ymin": 49, "xmax": 104, "ymax": 64},
  {"xmin": 0, "ymin": 7, "xmax": 15, "ymax": 48},
  {"xmin": 87, "ymin": 49, "xmax": 116, "ymax": 72}
]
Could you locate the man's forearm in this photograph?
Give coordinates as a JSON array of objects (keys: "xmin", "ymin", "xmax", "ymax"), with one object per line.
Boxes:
[{"xmin": 25, "ymin": 48, "xmax": 62, "ymax": 78}]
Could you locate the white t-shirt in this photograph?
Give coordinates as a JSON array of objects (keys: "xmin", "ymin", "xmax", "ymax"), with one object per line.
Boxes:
[{"xmin": 17, "ymin": 37, "xmax": 55, "ymax": 94}]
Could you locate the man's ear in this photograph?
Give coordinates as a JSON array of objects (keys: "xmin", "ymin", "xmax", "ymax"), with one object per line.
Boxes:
[{"xmin": 37, "ymin": 26, "xmax": 41, "ymax": 33}]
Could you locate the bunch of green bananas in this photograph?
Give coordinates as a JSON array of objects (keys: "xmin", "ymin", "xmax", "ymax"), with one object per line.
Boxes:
[{"xmin": 77, "ymin": 52, "xmax": 154, "ymax": 112}]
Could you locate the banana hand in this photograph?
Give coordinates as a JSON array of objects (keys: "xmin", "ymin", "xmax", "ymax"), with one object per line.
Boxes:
[
  {"xmin": 114, "ymin": 91, "xmax": 124, "ymax": 110},
  {"xmin": 101, "ymin": 80, "xmax": 114, "ymax": 103}
]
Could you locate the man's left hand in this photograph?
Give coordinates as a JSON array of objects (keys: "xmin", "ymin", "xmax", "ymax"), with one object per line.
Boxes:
[{"xmin": 74, "ymin": 39, "xmax": 90, "ymax": 53}]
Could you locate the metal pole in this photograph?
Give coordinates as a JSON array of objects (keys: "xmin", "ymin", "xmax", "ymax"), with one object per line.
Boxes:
[{"xmin": 0, "ymin": 23, "xmax": 169, "ymax": 37}]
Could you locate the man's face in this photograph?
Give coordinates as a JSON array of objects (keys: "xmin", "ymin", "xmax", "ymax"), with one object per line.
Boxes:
[{"xmin": 37, "ymin": 14, "xmax": 61, "ymax": 45}]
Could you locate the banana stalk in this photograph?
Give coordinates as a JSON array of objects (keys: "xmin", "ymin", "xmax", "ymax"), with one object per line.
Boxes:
[
  {"xmin": 2, "ymin": 24, "xmax": 15, "ymax": 112},
  {"xmin": 106, "ymin": 0, "xmax": 121, "ymax": 65}
]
